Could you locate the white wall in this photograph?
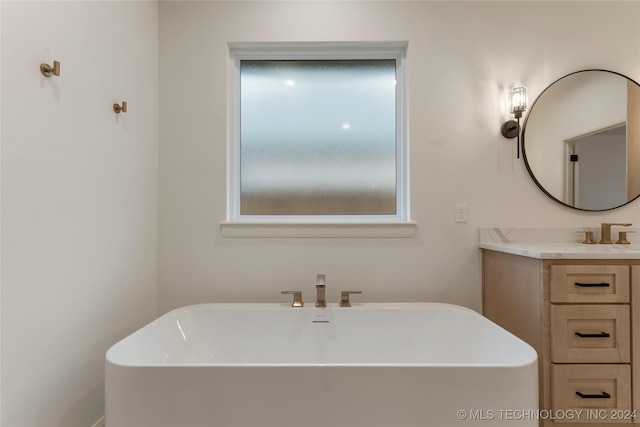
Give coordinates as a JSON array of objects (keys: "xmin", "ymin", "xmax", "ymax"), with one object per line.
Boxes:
[
  {"xmin": 158, "ymin": 1, "xmax": 640, "ymax": 313},
  {"xmin": 576, "ymin": 134, "xmax": 627, "ymax": 209},
  {"xmin": 1, "ymin": 1, "xmax": 159, "ymax": 426}
]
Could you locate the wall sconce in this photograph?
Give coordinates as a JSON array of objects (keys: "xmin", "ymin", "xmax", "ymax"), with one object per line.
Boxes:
[
  {"xmin": 40, "ymin": 60, "xmax": 60, "ymax": 78},
  {"xmin": 113, "ymin": 101, "xmax": 127, "ymax": 114},
  {"xmin": 501, "ymin": 86, "xmax": 527, "ymax": 158}
]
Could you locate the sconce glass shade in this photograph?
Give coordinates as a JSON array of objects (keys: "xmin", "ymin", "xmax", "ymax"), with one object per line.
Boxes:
[
  {"xmin": 511, "ymin": 86, "xmax": 527, "ymax": 117},
  {"xmin": 502, "ymin": 85, "xmax": 527, "ymax": 158}
]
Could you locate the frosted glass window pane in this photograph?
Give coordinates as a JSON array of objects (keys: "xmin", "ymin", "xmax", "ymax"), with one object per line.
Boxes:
[{"xmin": 240, "ymin": 60, "xmax": 397, "ymax": 215}]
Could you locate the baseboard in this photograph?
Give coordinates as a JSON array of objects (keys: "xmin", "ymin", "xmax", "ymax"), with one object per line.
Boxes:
[{"xmin": 91, "ymin": 415, "xmax": 105, "ymax": 427}]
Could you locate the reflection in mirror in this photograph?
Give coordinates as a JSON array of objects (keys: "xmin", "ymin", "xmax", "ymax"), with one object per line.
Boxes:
[
  {"xmin": 566, "ymin": 123, "xmax": 626, "ymax": 209},
  {"xmin": 522, "ymin": 70, "xmax": 640, "ymax": 211}
]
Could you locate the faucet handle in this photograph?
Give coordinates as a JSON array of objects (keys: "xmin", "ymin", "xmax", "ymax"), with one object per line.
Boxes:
[
  {"xmin": 339, "ymin": 291, "xmax": 362, "ymax": 308},
  {"xmin": 281, "ymin": 291, "xmax": 304, "ymax": 308},
  {"xmin": 615, "ymin": 231, "xmax": 635, "ymax": 245},
  {"xmin": 576, "ymin": 231, "xmax": 596, "ymax": 245}
]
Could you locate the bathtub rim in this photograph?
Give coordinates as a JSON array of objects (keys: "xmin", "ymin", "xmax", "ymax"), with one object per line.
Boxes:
[{"xmin": 105, "ymin": 302, "xmax": 538, "ymax": 369}]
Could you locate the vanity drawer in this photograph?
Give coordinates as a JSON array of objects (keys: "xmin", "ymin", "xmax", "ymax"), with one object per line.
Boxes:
[
  {"xmin": 552, "ymin": 364, "xmax": 631, "ymax": 423},
  {"xmin": 550, "ymin": 305, "xmax": 630, "ymax": 363},
  {"xmin": 550, "ymin": 265, "xmax": 629, "ymax": 303}
]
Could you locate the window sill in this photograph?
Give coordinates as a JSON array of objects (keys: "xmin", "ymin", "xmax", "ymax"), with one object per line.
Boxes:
[{"xmin": 220, "ymin": 221, "xmax": 417, "ymax": 238}]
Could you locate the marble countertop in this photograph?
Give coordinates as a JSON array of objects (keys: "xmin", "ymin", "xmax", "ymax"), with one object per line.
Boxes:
[
  {"xmin": 479, "ymin": 242, "xmax": 640, "ymax": 259},
  {"xmin": 478, "ymin": 227, "xmax": 640, "ymax": 259}
]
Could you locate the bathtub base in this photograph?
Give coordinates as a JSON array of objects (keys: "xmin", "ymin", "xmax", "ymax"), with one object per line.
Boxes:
[{"xmin": 106, "ymin": 363, "xmax": 537, "ymax": 427}]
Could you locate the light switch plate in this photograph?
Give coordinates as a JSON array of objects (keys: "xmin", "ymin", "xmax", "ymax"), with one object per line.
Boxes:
[{"xmin": 455, "ymin": 204, "xmax": 467, "ymax": 223}]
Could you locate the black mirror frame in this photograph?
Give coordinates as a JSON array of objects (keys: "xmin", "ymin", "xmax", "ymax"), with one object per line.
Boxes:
[{"xmin": 521, "ymin": 69, "xmax": 640, "ymax": 212}]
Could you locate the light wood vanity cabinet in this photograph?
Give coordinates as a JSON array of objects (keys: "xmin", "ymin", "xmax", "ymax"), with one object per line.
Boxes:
[{"xmin": 482, "ymin": 250, "xmax": 640, "ymax": 426}]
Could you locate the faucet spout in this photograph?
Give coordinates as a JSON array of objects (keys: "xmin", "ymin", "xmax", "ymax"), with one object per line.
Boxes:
[
  {"xmin": 315, "ymin": 274, "xmax": 327, "ymax": 307},
  {"xmin": 316, "ymin": 285, "xmax": 326, "ymax": 307}
]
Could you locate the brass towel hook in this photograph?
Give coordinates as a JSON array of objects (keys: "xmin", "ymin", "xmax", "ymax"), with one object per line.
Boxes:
[
  {"xmin": 40, "ymin": 60, "xmax": 60, "ymax": 77},
  {"xmin": 113, "ymin": 102, "xmax": 127, "ymax": 114}
]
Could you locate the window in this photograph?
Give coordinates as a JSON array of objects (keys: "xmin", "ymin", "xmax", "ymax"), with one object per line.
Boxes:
[{"xmin": 226, "ymin": 42, "xmax": 411, "ymax": 235}]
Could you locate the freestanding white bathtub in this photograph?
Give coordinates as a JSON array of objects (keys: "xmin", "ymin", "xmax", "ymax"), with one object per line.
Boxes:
[{"xmin": 105, "ymin": 303, "xmax": 537, "ymax": 427}]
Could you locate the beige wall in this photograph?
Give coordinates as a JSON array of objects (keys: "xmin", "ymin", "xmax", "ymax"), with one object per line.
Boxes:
[
  {"xmin": 1, "ymin": 1, "xmax": 159, "ymax": 426},
  {"xmin": 158, "ymin": 0, "xmax": 640, "ymax": 313}
]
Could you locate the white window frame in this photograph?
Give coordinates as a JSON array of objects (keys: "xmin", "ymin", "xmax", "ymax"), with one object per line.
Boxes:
[{"xmin": 223, "ymin": 42, "xmax": 414, "ymax": 238}]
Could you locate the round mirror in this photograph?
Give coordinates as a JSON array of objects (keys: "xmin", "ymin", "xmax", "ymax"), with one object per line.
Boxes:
[{"xmin": 522, "ymin": 69, "xmax": 640, "ymax": 211}]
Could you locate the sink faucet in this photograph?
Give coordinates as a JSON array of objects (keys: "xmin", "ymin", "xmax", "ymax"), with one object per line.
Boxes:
[
  {"xmin": 315, "ymin": 274, "xmax": 326, "ymax": 307},
  {"xmin": 599, "ymin": 223, "xmax": 632, "ymax": 244}
]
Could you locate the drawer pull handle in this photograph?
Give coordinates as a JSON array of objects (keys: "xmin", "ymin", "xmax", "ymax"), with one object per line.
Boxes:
[
  {"xmin": 574, "ymin": 282, "xmax": 610, "ymax": 287},
  {"xmin": 576, "ymin": 391, "xmax": 611, "ymax": 399},
  {"xmin": 575, "ymin": 331, "xmax": 610, "ymax": 338}
]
